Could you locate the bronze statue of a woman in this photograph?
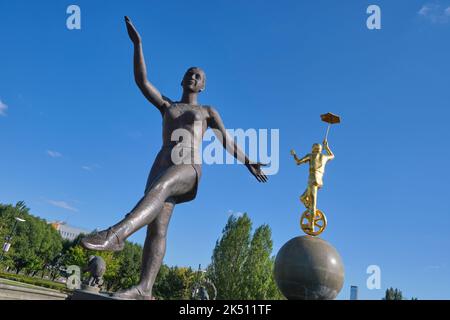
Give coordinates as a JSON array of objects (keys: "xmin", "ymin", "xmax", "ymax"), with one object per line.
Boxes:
[{"xmin": 81, "ymin": 16, "xmax": 267, "ymax": 300}]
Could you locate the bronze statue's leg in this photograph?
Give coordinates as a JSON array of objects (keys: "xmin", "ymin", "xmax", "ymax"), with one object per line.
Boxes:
[
  {"xmin": 111, "ymin": 165, "xmax": 196, "ymax": 241},
  {"xmin": 139, "ymin": 199, "xmax": 174, "ymax": 294},
  {"xmin": 81, "ymin": 165, "xmax": 196, "ymax": 252},
  {"xmin": 113, "ymin": 199, "xmax": 174, "ymax": 299}
]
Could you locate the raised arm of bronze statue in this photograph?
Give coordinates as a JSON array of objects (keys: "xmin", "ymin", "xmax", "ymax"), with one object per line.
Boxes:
[
  {"xmin": 125, "ymin": 16, "xmax": 170, "ymax": 113},
  {"xmin": 208, "ymin": 107, "xmax": 267, "ymax": 182}
]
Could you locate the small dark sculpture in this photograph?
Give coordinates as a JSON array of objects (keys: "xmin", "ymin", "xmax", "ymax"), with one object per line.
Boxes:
[
  {"xmin": 81, "ymin": 16, "xmax": 267, "ymax": 300},
  {"xmin": 82, "ymin": 255, "xmax": 106, "ymax": 291}
]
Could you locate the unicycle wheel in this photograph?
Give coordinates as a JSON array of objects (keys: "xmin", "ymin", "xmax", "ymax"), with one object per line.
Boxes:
[{"xmin": 300, "ymin": 209, "xmax": 327, "ymax": 236}]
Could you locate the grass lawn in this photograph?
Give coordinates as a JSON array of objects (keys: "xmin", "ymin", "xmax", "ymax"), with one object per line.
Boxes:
[{"xmin": 0, "ymin": 272, "xmax": 69, "ymax": 293}]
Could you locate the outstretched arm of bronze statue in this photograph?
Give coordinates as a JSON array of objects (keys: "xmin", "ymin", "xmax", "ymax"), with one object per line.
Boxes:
[
  {"xmin": 290, "ymin": 150, "xmax": 309, "ymax": 165},
  {"xmin": 207, "ymin": 107, "xmax": 268, "ymax": 183},
  {"xmin": 125, "ymin": 16, "xmax": 170, "ymax": 114},
  {"xmin": 323, "ymin": 140, "xmax": 334, "ymax": 160}
]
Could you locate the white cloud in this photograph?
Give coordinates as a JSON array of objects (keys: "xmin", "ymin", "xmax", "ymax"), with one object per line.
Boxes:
[
  {"xmin": 47, "ymin": 150, "xmax": 63, "ymax": 158},
  {"xmin": 82, "ymin": 164, "xmax": 101, "ymax": 171},
  {"xmin": 418, "ymin": 3, "xmax": 450, "ymax": 23},
  {"xmin": 445, "ymin": 6, "xmax": 450, "ymax": 16},
  {"xmin": 425, "ymin": 265, "xmax": 441, "ymax": 270},
  {"xmin": 47, "ymin": 200, "xmax": 78, "ymax": 212},
  {"xmin": 0, "ymin": 100, "xmax": 8, "ymax": 116},
  {"xmin": 419, "ymin": 4, "xmax": 432, "ymax": 16}
]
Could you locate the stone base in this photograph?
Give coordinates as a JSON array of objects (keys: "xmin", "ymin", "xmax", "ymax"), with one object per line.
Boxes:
[
  {"xmin": 70, "ymin": 289, "xmax": 120, "ymax": 300},
  {"xmin": 274, "ymin": 235, "xmax": 344, "ymax": 300},
  {"xmin": 80, "ymin": 284, "xmax": 100, "ymax": 294}
]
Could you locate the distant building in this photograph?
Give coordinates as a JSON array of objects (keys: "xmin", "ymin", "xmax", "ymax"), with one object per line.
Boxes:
[
  {"xmin": 350, "ymin": 285, "xmax": 358, "ymax": 300},
  {"xmin": 50, "ymin": 221, "xmax": 91, "ymax": 241}
]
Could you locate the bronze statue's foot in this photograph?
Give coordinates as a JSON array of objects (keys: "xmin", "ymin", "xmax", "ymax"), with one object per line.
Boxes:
[
  {"xmin": 81, "ymin": 228, "xmax": 124, "ymax": 252},
  {"xmin": 113, "ymin": 286, "xmax": 152, "ymax": 300}
]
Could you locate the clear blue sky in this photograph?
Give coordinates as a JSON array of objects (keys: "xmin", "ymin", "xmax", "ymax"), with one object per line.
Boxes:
[{"xmin": 1, "ymin": 0, "xmax": 449, "ymax": 300}]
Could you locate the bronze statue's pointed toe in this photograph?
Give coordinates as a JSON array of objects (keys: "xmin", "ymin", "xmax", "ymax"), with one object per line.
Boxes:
[{"xmin": 80, "ymin": 228, "xmax": 124, "ymax": 252}]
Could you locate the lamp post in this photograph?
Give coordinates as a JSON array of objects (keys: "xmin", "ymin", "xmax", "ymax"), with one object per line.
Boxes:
[{"xmin": 0, "ymin": 217, "xmax": 26, "ymax": 263}]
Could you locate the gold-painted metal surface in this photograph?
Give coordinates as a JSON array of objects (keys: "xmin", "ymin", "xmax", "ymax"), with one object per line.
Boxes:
[
  {"xmin": 291, "ymin": 135, "xmax": 336, "ymax": 236},
  {"xmin": 300, "ymin": 209, "xmax": 327, "ymax": 236}
]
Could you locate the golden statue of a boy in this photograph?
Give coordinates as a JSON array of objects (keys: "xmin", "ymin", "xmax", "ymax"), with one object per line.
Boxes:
[{"xmin": 291, "ymin": 139, "xmax": 334, "ymax": 233}]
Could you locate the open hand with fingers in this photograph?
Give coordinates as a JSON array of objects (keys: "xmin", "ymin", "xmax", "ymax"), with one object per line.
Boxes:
[
  {"xmin": 246, "ymin": 163, "xmax": 268, "ymax": 183},
  {"xmin": 125, "ymin": 16, "xmax": 141, "ymax": 44}
]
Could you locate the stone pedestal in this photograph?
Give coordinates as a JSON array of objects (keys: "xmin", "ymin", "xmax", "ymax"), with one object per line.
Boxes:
[
  {"xmin": 70, "ymin": 289, "xmax": 119, "ymax": 300},
  {"xmin": 274, "ymin": 235, "xmax": 344, "ymax": 300}
]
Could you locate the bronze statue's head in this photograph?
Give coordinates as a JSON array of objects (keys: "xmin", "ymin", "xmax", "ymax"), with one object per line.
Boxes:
[
  {"xmin": 312, "ymin": 143, "xmax": 322, "ymax": 154},
  {"xmin": 181, "ymin": 67, "xmax": 206, "ymax": 93}
]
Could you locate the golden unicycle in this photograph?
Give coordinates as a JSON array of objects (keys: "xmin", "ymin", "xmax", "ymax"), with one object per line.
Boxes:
[{"xmin": 300, "ymin": 209, "xmax": 327, "ymax": 236}]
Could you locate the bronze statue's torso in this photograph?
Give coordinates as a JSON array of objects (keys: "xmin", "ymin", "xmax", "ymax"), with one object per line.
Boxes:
[
  {"xmin": 162, "ymin": 103, "xmax": 208, "ymax": 148},
  {"xmin": 145, "ymin": 103, "xmax": 209, "ymax": 202}
]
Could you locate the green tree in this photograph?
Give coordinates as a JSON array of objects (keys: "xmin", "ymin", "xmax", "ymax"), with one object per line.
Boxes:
[
  {"xmin": 242, "ymin": 225, "xmax": 283, "ymax": 299},
  {"xmin": 60, "ymin": 240, "xmax": 143, "ymax": 292},
  {"xmin": 383, "ymin": 287, "xmax": 403, "ymax": 300},
  {"xmin": 208, "ymin": 213, "xmax": 252, "ymax": 299},
  {"xmin": 0, "ymin": 202, "xmax": 28, "ymax": 270},
  {"xmin": 62, "ymin": 245, "xmax": 88, "ymax": 268},
  {"xmin": 153, "ymin": 264, "xmax": 170, "ymax": 298},
  {"xmin": 0, "ymin": 201, "xmax": 146, "ymax": 290},
  {"xmin": 208, "ymin": 213, "xmax": 282, "ymax": 300},
  {"xmin": 153, "ymin": 265, "xmax": 196, "ymax": 300},
  {"xmin": 108, "ymin": 242, "xmax": 142, "ymax": 291},
  {"xmin": 0, "ymin": 202, "xmax": 63, "ymax": 276}
]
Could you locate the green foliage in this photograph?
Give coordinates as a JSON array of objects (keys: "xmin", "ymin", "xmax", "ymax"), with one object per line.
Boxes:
[
  {"xmin": 153, "ymin": 265, "xmax": 196, "ymax": 300},
  {"xmin": 0, "ymin": 202, "xmax": 63, "ymax": 276},
  {"xmin": 208, "ymin": 213, "xmax": 251, "ymax": 299},
  {"xmin": 242, "ymin": 225, "xmax": 283, "ymax": 299},
  {"xmin": 383, "ymin": 287, "xmax": 404, "ymax": 300},
  {"xmin": 107, "ymin": 242, "xmax": 142, "ymax": 291},
  {"xmin": 1, "ymin": 202, "xmax": 283, "ymax": 300},
  {"xmin": 61, "ymin": 245, "xmax": 87, "ymax": 268},
  {"xmin": 60, "ymin": 242, "xmax": 142, "ymax": 292},
  {"xmin": 0, "ymin": 201, "xmax": 144, "ymax": 293},
  {"xmin": 208, "ymin": 213, "xmax": 283, "ymax": 300}
]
